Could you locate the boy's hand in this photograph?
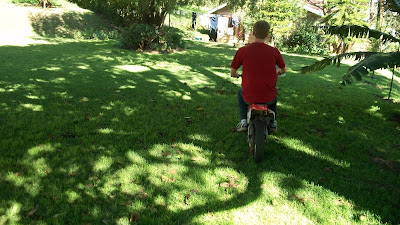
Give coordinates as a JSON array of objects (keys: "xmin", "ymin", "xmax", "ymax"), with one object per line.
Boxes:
[{"xmin": 230, "ymin": 68, "xmax": 240, "ymax": 78}]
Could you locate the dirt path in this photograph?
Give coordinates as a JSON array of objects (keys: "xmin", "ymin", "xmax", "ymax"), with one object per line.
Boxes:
[
  {"xmin": 0, "ymin": 3, "xmax": 49, "ymax": 46},
  {"xmin": 0, "ymin": 1, "xmax": 88, "ymax": 46}
]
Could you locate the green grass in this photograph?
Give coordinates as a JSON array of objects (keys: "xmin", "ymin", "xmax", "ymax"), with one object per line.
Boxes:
[{"xmin": 1, "ymin": 3, "xmax": 400, "ymax": 225}]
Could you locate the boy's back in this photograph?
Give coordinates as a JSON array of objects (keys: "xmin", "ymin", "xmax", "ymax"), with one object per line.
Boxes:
[{"xmin": 231, "ymin": 42, "xmax": 285, "ymax": 103}]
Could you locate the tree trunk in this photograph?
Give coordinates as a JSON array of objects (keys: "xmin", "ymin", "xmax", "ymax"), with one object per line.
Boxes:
[{"xmin": 376, "ymin": 0, "xmax": 384, "ymax": 51}]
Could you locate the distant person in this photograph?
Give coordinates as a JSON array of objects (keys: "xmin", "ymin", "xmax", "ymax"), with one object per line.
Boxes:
[
  {"xmin": 192, "ymin": 12, "xmax": 197, "ymax": 30},
  {"xmin": 230, "ymin": 20, "xmax": 287, "ymax": 132},
  {"xmin": 209, "ymin": 15, "xmax": 218, "ymax": 42}
]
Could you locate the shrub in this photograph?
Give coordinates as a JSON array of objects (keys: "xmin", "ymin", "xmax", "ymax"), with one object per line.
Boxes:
[
  {"xmin": 159, "ymin": 26, "xmax": 185, "ymax": 50},
  {"xmin": 120, "ymin": 23, "xmax": 158, "ymax": 50},
  {"xmin": 280, "ymin": 21, "xmax": 329, "ymax": 55},
  {"xmin": 120, "ymin": 24, "xmax": 185, "ymax": 51}
]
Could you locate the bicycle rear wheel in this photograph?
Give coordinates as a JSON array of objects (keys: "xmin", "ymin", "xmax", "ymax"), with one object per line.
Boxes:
[{"xmin": 253, "ymin": 119, "xmax": 265, "ymax": 163}]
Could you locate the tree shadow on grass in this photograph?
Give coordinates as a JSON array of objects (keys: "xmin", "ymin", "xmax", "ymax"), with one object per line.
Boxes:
[{"xmin": 0, "ymin": 40, "xmax": 399, "ymax": 224}]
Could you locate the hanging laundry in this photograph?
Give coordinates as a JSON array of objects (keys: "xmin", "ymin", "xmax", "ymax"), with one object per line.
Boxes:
[
  {"xmin": 192, "ymin": 12, "xmax": 197, "ymax": 30},
  {"xmin": 209, "ymin": 15, "xmax": 218, "ymax": 42}
]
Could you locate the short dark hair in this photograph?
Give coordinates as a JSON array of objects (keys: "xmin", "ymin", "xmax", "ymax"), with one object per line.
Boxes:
[{"xmin": 253, "ymin": 20, "xmax": 270, "ymax": 39}]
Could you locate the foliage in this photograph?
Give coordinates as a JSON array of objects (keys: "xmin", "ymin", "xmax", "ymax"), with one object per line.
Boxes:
[
  {"xmin": 120, "ymin": 24, "xmax": 185, "ymax": 51},
  {"xmin": 280, "ymin": 21, "xmax": 329, "ymax": 55},
  {"xmin": 386, "ymin": 0, "xmax": 400, "ymax": 13},
  {"xmin": 239, "ymin": 0, "xmax": 305, "ymax": 40},
  {"xmin": 321, "ymin": 0, "xmax": 369, "ymax": 54},
  {"xmin": 120, "ymin": 23, "xmax": 158, "ymax": 50},
  {"xmin": 11, "ymin": 0, "xmax": 38, "ymax": 4},
  {"xmin": 301, "ymin": 24, "xmax": 400, "ymax": 87},
  {"xmin": 322, "ymin": 0, "xmax": 369, "ymax": 26},
  {"xmin": 159, "ymin": 26, "xmax": 186, "ymax": 50},
  {"xmin": 68, "ymin": 0, "xmax": 178, "ymax": 27}
]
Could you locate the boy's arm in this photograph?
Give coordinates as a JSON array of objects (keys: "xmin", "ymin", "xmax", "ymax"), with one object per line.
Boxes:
[
  {"xmin": 277, "ymin": 66, "xmax": 287, "ymax": 75},
  {"xmin": 230, "ymin": 67, "xmax": 240, "ymax": 78}
]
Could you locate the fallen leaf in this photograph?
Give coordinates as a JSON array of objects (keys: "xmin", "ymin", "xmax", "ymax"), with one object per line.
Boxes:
[
  {"xmin": 359, "ymin": 215, "xmax": 367, "ymax": 221},
  {"xmin": 27, "ymin": 205, "xmax": 39, "ymax": 217},
  {"xmin": 161, "ymin": 175, "xmax": 175, "ymax": 182},
  {"xmin": 138, "ymin": 192, "xmax": 149, "ymax": 198},
  {"xmin": 129, "ymin": 211, "xmax": 140, "ymax": 224},
  {"xmin": 272, "ymin": 199, "xmax": 279, "ymax": 206},
  {"xmin": 196, "ymin": 107, "xmax": 204, "ymax": 111},
  {"xmin": 168, "ymin": 169, "xmax": 178, "ymax": 175},
  {"xmin": 288, "ymin": 195, "xmax": 306, "ymax": 203},
  {"xmin": 191, "ymin": 189, "xmax": 199, "ymax": 193},
  {"xmin": 129, "ymin": 179, "xmax": 137, "ymax": 183},
  {"xmin": 171, "ymin": 144, "xmax": 177, "ymax": 148},
  {"xmin": 161, "ymin": 175, "xmax": 169, "ymax": 182},
  {"xmin": 219, "ymin": 182, "xmax": 230, "ymax": 188},
  {"xmin": 184, "ymin": 194, "xmax": 190, "ymax": 205},
  {"xmin": 190, "ymin": 156, "xmax": 200, "ymax": 161},
  {"xmin": 162, "ymin": 152, "xmax": 173, "ymax": 157}
]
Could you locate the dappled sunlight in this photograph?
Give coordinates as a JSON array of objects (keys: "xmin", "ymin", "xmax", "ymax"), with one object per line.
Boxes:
[
  {"xmin": 0, "ymin": 201, "xmax": 21, "ymax": 224},
  {"xmin": 198, "ymin": 201, "xmax": 314, "ymax": 224},
  {"xmin": 19, "ymin": 103, "xmax": 43, "ymax": 112},
  {"xmin": 45, "ymin": 66, "xmax": 62, "ymax": 71},
  {"xmin": 280, "ymin": 137, "xmax": 350, "ymax": 168},
  {"xmin": 367, "ymin": 105, "xmax": 384, "ymax": 119},
  {"xmin": 188, "ymin": 134, "xmax": 212, "ymax": 142},
  {"xmin": 114, "ymin": 65, "xmax": 150, "ymax": 73},
  {"xmin": 93, "ymin": 155, "xmax": 113, "ymax": 172},
  {"xmin": 65, "ymin": 190, "xmax": 81, "ymax": 203},
  {"xmin": 25, "ymin": 94, "xmax": 43, "ymax": 100},
  {"xmin": 28, "ymin": 143, "xmax": 57, "ymax": 156}
]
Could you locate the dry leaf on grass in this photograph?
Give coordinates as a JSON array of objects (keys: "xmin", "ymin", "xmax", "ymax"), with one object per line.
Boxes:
[
  {"xmin": 162, "ymin": 152, "xmax": 173, "ymax": 157},
  {"xmin": 27, "ymin": 205, "xmax": 39, "ymax": 217},
  {"xmin": 129, "ymin": 211, "xmax": 140, "ymax": 224},
  {"xmin": 161, "ymin": 175, "xmax": 176, "ymax": 182},
  {"xmin": 168, "ymin": 169, "xmax": 178, "ymax": 175},
  {"xmin": 184, "ymin": 194, "xmax": 190, "ymax": 205}
]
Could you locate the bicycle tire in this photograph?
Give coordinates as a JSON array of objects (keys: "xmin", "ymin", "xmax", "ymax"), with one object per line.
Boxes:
[{"xmin": 253, "ymin": 119, "xmax": 265, "ymax": 163}]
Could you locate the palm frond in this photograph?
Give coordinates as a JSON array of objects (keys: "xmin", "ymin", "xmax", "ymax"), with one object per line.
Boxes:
[
  {"xmin": 386, "ymin": 0, "xmax": 400, "ymax": 13},
  {"xmin": 342, "ymin": 52, "xmax": 400, "ymax": 85},
  {"xmin": 300, "ymin": 52, "xmax": 378, "ymax": 74},
  {"xmin": 323, "ymin": 25, "xmax": 400, "ymax": 43}
]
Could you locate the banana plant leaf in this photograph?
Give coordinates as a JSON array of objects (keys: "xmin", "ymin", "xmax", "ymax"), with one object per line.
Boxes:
[
  {"xmin": 300, "ymin": 52, "xmax": 378, "ymax": 74},
  {"xmin": 342, "ymin": 52, "xmax": 400, "ymax": 85},
  {"xmin": 386, "ymin": 0, "xmax": 400, "ymax": 13},
  {"xmin": 323, "ymin": 25, "xmax": 400, "ymax": 43}
]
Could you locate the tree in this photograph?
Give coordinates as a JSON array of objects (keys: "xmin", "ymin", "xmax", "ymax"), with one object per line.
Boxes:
[
  {"xmin": 232, "ymin": 0, "xmax": 304, "ymax": 41},
  {"xmin": 68, "ymin": 0, "xmax": 179, "ymax": 27},
  {"xmin": 321, "ymin": 0, "xmax": 369, "ymax": 53},
  {"xmin": 301, "ymin": 0, "xmax": 400, "ymax": 99}
]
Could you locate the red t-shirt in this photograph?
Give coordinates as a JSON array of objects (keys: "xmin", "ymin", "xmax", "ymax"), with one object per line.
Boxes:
[{"xmin": 231, "ymin": 43, "xmax": 285, "ymax": 103}]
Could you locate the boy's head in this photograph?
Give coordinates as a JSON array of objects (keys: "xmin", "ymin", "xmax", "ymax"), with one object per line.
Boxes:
[{"xmin": 252, "ymin": 20, "xmax": 270, "ymax": 39}]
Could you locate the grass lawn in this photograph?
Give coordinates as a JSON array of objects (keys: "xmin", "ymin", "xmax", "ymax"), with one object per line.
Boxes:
[{"xmin": 1, "ymin": 2, "xmax": 400, "ymax": 225}]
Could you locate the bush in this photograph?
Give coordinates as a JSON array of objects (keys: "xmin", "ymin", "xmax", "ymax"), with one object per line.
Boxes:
[
  {"xmin": 159, "ymin": 26, "xmax": 185, "ymax": 50},
  {"xmin": 12, "ymin": 0, "xmax": 40, "ymax": 4},
  {"xmin": 280, "ymin": 21, "xmax": 329, "ymax": 55},
  {"xmin": 120, "ymin": 23, "xmax": 158, "ymax": 50},
  {"xmin": 120, "ymin": 24, "xmax": 185, "ymax": 51}
]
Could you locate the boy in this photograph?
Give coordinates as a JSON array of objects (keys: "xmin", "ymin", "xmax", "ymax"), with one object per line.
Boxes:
[{"xmin": 230, "ymin": 20, "xmax": 287, "ymax": 132}]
